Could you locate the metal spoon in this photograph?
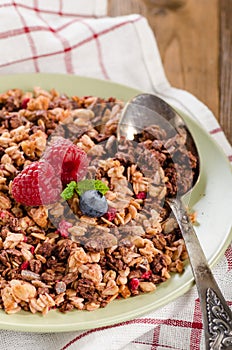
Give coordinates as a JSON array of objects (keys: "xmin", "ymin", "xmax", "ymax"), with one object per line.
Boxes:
[{"xmin": 117, "ymin": 93, "xmax": 232, "ymax": 350}]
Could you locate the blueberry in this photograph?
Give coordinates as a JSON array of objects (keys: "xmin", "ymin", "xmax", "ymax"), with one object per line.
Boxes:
[{"xmin": 79, "ymin": 190, "xmax": 108, "ymax": 217}]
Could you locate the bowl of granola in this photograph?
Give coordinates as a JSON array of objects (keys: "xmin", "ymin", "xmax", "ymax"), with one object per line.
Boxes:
[{"xmin": 0, "ymin": 73, "xmax": 231, "ymax": 332}]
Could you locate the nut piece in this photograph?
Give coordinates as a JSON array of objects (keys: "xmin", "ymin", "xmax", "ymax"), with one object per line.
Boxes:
[
  {"xmin": 3, "ymin": 232, "xmax": 24, "ymax": 249},
  {"xmin": 1, "ymin": 286, "xmax": 21, "ymax": 314},
  {"xmin": 139, "ymin": 282, "xmax": 156, "ymax": 293},
  {"xmin": 68, "ymin": 248, "xmax": 89, "ymax": 272},
  {"xmin": 102, "ymin": 280, "xmax": 119, "ymax": 296},
  {"xmin": 11, "ymin": 281, "xmax": 36, "ymax": 301},
  {"xmin": 0, "ymin": 192, "xmax": 11, "ymax": 209},
  {"xmin": 27, "ymin": 207, "xmax": 48, "ymax": 228}
]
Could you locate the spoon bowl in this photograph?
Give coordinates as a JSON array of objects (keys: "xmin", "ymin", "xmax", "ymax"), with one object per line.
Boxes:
[{"xmin": 118, "ymin": 93, "xmax": 232, "ymax": 350}]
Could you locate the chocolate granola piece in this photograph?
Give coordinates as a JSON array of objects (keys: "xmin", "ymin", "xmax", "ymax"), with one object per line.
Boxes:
[
  {"xmin": 6, "ymin": 114, "xmax": 25, "ymax": 129},
  {"xmin": 37, "ymin": 242, "xmax": 53, "ymax": 258},
  {"xmin": 53, "ymin": 240, "xmax": 73, "ymax": 260},
  {"xmin": 105, "ymin": 253, "xmax": 125, "ymax": 272},
  {"xmin": 59, "ymin": 301, "xmax": 75, "ymax": 313},
  {"xmin": 150, "ymin": 254, "xmax": 167, "ymax": 274},
  {"xmin": 62, "ymin": 272, "xmax": 79, "ymax": 285},
  {"xmin": 41, "ymin": 271, "xmax": 56, "ymax": 283},
  {"xmin": 4, "ymin": 96, "xmax": 20, "ymax": 112},
  {"xmin": 29, "ymin": 259, "xmax": 42, "ymax": 274},
  {"xmin": 75, "ymin": 278, "xmax": 97, "ymax": 300},
  {"xmin": 0, "ymin": 250, "xmax": 9, "ymax": 266},
  {"xmin": 151, "ymin": 274, "xmax": 167, "ymax": 285},
  {"xmin": 85, "ymin": 233, "xmax": 118, "ymax": 252}
]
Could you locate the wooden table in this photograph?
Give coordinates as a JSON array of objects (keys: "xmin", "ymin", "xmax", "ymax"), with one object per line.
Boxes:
[{"xmin": 108, "ymin": 0, "xmax": 232, "ymax": 144}]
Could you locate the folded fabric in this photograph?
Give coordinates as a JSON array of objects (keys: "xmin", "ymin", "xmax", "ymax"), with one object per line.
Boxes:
[
  {"xmin": 0, "ymin": 1, "xmax": 231, "ymax": 350},
  {"xmin": 1, "ymin": 1, "xmax": 231, "ymax": 159}
]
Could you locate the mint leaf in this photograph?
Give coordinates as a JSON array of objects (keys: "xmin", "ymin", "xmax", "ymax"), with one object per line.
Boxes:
[
  {"xmin": 76, "ymin": 179, "xmax": 109, "ymax": 196},
  {"xmin": 61, "ymin": 181, "xmax": 78, "ymax": 200},
  {"xmin": 76, "ymin": 179, "xmax": 95, "ymax": 196},
  {"xmin": 61, "ymin": 179, "xmax": 109, "ymax": 200},
  {"xmin": 93, "ymin": 179, "xmax": 109, "ymax": 195}
]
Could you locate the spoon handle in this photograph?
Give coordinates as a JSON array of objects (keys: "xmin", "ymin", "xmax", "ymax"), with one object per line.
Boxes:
[{"xmin": 168, "ymin": 198, "xmax": 232, "ymax": 350}]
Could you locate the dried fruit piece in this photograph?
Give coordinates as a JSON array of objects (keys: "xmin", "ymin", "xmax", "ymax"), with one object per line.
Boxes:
[
  {"xmin": 135, "ymin": 192, "xmax": 147, "ymax": 200},
  {"xmin": 21, "ymin": 97, "xmax": 30, "ymax": 109},
  {"xmin": 20, "ymin": 261, "xmax": 29, "ymax": 270},
  {"xmin": 129, "ymin": 278, "xmax": 140, "ymax": 291},
  {"xmin": 141, "ymin": 270, "xmax": 152, "ymax": 280},
  {"xmin": 104, "ymin": 207, "xmax": 117, "ymax": 222},
  {"xmin": 58, "ymin": 219, "xmax": 72, "ymax": 238}
]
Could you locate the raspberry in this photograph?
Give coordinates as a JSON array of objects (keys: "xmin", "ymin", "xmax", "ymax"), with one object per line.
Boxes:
[
  {"xmin": 135, "ymin": 191, "xmax": 147, "ymax": 200},
  {"xmin": 129, "ymin": 278, "xmax": 140, "ymax": 291},
  {"xmin": 12, "ymin": 161, "xmax": 62, "ymax": 206},
  {"xmin": 43, "ymin": 137, "xmax": 89, "ymax": 185}
]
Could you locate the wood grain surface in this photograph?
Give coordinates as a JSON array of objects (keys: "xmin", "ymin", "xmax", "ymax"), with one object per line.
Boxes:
[
  {"xmin": 220, "ymin": 0, "xmax": 232, "ymax": 144},
  {"xmin": 108, "ymin": 0, "xmax": 232, "ymax": 144}
]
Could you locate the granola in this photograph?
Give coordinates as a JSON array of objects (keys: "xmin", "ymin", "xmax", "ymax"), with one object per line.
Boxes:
[{"xmin": 0, "ymin": 87, "xmax": 197, "ymax": 315}]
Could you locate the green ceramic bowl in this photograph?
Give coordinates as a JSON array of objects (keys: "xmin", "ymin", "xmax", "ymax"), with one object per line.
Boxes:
[{"xmin": 0, "ymin": 73, "xmax": 231, "ymax": 332}]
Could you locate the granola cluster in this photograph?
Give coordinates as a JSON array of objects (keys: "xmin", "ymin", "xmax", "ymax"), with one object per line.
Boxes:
[{"xmin": 0, "ymin": 87, "xmax": 196, "ymax": 315}]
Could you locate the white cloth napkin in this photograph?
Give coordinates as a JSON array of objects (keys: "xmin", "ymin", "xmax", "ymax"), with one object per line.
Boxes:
[{"xmin": 0, "ymin": 1, "xmax": 231, "ymax": 349}]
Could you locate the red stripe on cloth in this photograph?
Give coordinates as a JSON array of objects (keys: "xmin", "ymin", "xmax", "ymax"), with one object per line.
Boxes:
[
  {"xmin": 0, "ymin": 2, "xmax": 100, "ymax": 18},
  {"xmin": 58, "ymin": 0, "xmax": 63, "ymax": 17},
  {"xmin": 225, "ymin": 245, "xmax": 232, "ymax": 271},
  {"xmin": 0, "ymin": 18, "xmax": 89, "ymax": 41},
  {"xmin": 60, "ymin": 318, "xmax": 202, "ymax": 350},
  {"xmin": 12, "ymin": 1, "xmax": 39, "ymax": 72},
  {"xmin": 228, "ymin": 155, "xmax": 232, "ymax": 162},
  {"xmin": 77, "ymin": 19, "xmax": 110, "ymax": 79},
  {"xmin": 210, "ymin": 127, "xmax": 222, "ymax": 134},
  {"xmin": 151, "ymin": 325, "xmax": 161, "ymax": 350},
  {"xmin": 33, "ymin": 0, "xmax": 74, "ymax": 74},
  {"xmin": 0, "ymin": 17, "xmax": 142, "ymax": 69},
  {"xmin": 134, "ymin": 340, "xmax": 177, "ymax": 349},
  {"xmin": 190, "ymin": 298, "xmax": 202, "ymax": 350},
  {"xmin": 0, "ymin": 26, "xmax": 50, "ymax": 39}
]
